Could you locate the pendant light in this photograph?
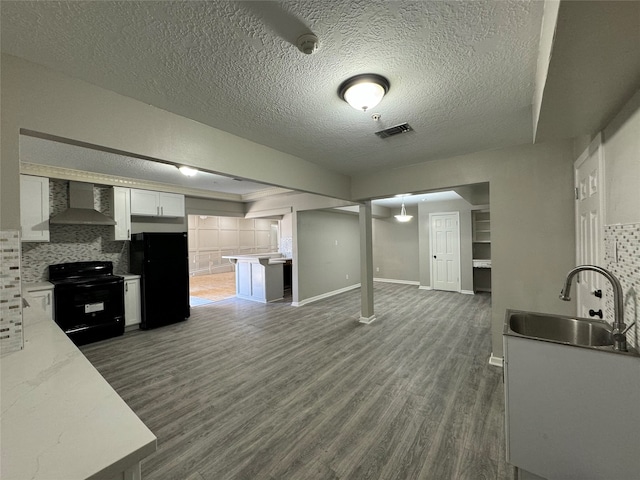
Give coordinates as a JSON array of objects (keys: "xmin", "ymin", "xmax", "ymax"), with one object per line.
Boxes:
[
  {"xmin": 338, "ymin": 74, "xmax": 390, "ymax": 112},
  {"xmin": 394, "ymin": 202, "xmax": 413, "ymax": 222}
]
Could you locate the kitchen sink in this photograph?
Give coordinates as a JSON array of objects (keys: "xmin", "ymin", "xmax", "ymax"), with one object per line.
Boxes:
[{"xmin": 505, "ymin": 310, "xmax": 613, "ymax": 347}]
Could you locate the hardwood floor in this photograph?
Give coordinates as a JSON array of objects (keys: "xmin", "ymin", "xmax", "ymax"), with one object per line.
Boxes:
[
  {"xmin": 81, "ymin": 283, "xmax": 514, "ymax": 480},
  {"xmin": 189, "ymin": 272, "xmax": 237, "ymax": 303}
]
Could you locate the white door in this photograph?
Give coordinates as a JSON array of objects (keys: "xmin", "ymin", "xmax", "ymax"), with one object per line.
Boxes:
[
  {"xmin": 575, "ymin": 133, "xmax": 605, "ymax": 319},
  {"xmin": 430, "ymin": 212, "xmax": 460, "ymax": 292}
]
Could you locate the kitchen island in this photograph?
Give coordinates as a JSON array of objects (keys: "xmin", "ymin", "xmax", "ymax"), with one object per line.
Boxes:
[
  {"xmin": 0, "ymin": 293, "xmax": 157, "ymax": 480},
  {"xmin": 223, "ymin": 253, "xmax": 290, "ymax": 303}
]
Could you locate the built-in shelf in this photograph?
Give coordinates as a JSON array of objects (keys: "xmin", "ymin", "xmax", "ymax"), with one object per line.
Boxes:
[{"xmin": 472, "ymin": 210, "xmax": 491, "ymax": 293}]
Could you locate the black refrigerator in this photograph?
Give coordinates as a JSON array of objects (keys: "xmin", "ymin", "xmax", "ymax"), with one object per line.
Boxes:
[{"xmin": 130, "ymin": 232, "xmax": 190, "ymax": 329}]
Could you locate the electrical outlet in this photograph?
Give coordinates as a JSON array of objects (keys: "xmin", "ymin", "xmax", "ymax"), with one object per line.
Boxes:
[
  {"xmin": 335, "ymin": 240, "xmax": 338, "ymax": 246},
  {"xmin": 376, "ymin": 267, "xmax": 379, "ymax": 272},
  {"xmin": 346, "ymin": 274, "xmax": 349, "ymax": 280}
]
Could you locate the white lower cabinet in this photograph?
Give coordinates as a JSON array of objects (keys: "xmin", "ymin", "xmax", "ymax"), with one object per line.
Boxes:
[
  {"xmin": 123, "ymin": 275, "xmax": 141, "ymax": 328},
  {"xmin": 504, "ymin": 334, "xmax": 640, "ymax": 479},
  {"xmin": 23, "ymin": 283, "xmax": 55, "ymax": 320}
]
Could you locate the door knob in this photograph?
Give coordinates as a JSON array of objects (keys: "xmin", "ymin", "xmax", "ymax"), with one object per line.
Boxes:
[
  {"xmin": 589, "ymin": 309, "xmax": 603, "ymax": 319},
  {"xmin": 593, "ymin": 289, "xmax": 602, "ymax": 298},
  {"xmin": 433, "ymin": 255, "xmax": 437, "ymax": 258}
]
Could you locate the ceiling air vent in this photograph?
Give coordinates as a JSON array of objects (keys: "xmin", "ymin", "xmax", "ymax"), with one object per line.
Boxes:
[{"xmin": 375, "ymin": 123, "xmax": 413, "ymax": 139}]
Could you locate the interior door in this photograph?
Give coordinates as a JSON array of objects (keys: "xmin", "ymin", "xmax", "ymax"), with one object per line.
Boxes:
[
  {"xmin": 574, "ymin": 134, "xmax": 605, "ymax": 319},
  {"xmin": 430, "ymin": 212, "xmax": 460, "ymax": 292}
]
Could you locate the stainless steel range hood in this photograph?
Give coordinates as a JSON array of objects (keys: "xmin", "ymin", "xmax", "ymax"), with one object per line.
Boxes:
[{"xmin": 49, "ymin": 181, "xmax": 116, "ymax": 226}]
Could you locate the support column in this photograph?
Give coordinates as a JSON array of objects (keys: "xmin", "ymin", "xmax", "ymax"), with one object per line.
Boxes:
[{"xmin": 359, "ymin": 201, "xmax": 376, "ymax": 323}]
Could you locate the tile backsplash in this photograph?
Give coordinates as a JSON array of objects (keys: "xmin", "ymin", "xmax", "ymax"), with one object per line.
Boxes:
[
  {"xmin": 1, "ymin": 230, "xmax": 23, "ymax": 355},
  {"xmin": 604, "ymin": 222, "xmax": 639, "ymax": 349},
  {"xmin": 21, "ymin": 179, "xmax": 129, "ymax": 283}
]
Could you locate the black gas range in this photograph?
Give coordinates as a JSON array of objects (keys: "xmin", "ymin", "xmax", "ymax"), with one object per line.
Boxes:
[{"xmin": 49, "ymin": 261, "xmax": 125, "ymax": 345}]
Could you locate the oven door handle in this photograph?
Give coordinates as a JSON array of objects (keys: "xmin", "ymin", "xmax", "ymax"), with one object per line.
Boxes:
[{"xmin": 71, "ymin": 280, "xmax": 123, "ymax": 288}]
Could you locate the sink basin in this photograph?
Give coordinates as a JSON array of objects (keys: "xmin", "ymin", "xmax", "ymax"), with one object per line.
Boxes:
[{"xmin": 506, "ymin": 310, "xmax": 613, "ymax": 347}]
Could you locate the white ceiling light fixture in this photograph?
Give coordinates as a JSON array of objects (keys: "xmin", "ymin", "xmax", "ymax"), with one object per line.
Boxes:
[
  {"xmin": 394, "ymin": 201, "xmax": 413, "ymax": 222},
  {"xmin": 338, "ymin": 74, "xmax": 390, "ymax": 112},
  {"xmin": 178, "ymin": 166, "xmax": 198, "ymax": 177},
  {"xmin": 394, "ymin": 194, "xmax": 413, "ymax": 222}
]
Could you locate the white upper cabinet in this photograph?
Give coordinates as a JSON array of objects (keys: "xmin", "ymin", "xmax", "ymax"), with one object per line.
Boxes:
[
  {"xmin": 130, "ymin": 189, "xmax": 185, "ymax": 218},
  {"xmin": 158, "ymin": 192, "xmax": 185, "ymax": 217},
  {"xmin": 110, "ymin": 187, "xmax": 132, "ymax": 241},
  {"xmin": 20, "ymin": 175, "xmax": 50, "ymax": 242}
]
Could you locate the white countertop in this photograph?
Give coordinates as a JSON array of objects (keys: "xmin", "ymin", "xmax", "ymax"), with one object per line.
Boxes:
[
  {"xmin": 472, "ymin": 259, "xmax": 492, "ymax": 268},
  {"xmin": 222, "ymin": 254, "xmax": 292, "ymax": 266},
  {"xmin": 0, "ymin": 295, "xmax": 156, "ymax": 480}
]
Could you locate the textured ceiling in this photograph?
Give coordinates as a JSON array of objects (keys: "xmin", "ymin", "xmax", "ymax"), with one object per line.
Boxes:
[{"xmin": 1, "ymin": 0, "xmax": 544, "ymax": 176}]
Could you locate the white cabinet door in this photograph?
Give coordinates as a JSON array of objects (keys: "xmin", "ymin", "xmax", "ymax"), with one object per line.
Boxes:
[
  {"xmin": 124, "ymin": 278, "xmax": 141, "ymax": 327},
  {"xmin": 20, "ymin": 175, "xmax": 50, "ymax": 242},
  {"xmin": 130, "ymin": 189, "xmax": 184, "ymax": 217},
  {"xmin": 111, "ymin": 187, "xmax": 131, "ymax": 241},
  {"xmin": 158, "ymin": 192, "xmax": 185, "ymax": 217},
  {"xmin": 130, "ymin": 189, "xmax": 159, "ymax": 216}
]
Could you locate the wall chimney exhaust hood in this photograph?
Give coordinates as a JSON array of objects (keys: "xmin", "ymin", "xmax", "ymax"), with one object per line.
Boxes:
[{"xmin": 49, "ymin": 181, "xmax": 116, "ymax": 226}]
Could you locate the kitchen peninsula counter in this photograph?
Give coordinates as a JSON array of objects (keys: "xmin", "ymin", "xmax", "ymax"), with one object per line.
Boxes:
[
  {"xmin": 0, "ymin": 294, "xmax": 156, "ymax": 480},
  {"xmin": 223, "ymin": 253, "xmax": 291, "ymax": 303}
]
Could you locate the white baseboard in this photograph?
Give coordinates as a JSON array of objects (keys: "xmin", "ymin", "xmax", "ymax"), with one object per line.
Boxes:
[
  {"xmin": 418, "ymin": 285, "xmax": 433, "ymax": 290},
  {"xmin": 373, "ymin": 278, "xmax": 420, "ymax": 286},
  {"xmin": 359, "ymin": 315, "xmax": 377, "ymax": 324},
  {"xmin": 460, "ymin": 289, "xmax": 475, "ymax": 295},
  {"xmin": 291, "ymin": 284, "xmax": 361, "ymax": 307},
  {"xmin": 489, "ymin": 354, "xmax": 503, "ymax": 368}
]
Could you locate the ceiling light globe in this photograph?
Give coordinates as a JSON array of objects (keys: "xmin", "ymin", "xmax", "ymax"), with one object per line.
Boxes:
[
  {"xmin": 338, "ymin": 74, "xmax": 390, "ymax": 112},
  {"xmin": 344, "ymin": 82, "xmax": 386, "ymax": 112}
]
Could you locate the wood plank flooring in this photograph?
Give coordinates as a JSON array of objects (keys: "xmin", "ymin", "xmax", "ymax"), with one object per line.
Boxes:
[
  {"xmin": 81, "ymin": 283, "xmax": 514, "ymax": 480},
  {"xmin": 189, "ymin": 272, "xmax": 237, "ymax": 303}
]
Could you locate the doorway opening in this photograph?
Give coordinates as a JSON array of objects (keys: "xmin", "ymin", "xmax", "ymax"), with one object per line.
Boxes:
[{"xmin": 187, "ymin": 214, "xmax": 280, "ymax": 306}]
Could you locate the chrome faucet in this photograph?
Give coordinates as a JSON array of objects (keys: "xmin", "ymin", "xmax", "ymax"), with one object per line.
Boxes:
[{"xmin": 560, "ymin": 265, "xmax": 630, "ymax": 352}]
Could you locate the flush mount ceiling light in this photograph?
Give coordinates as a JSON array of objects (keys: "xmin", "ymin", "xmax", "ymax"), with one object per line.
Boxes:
[
  {"xmin": 338, "ymin": 74, "xmax": 390, "ymax": 112},
  {"xmin": 178, "ymin": 166, "xmax": 198, "ymax": 177}
]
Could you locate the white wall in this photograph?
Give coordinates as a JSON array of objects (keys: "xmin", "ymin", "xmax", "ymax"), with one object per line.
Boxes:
[
  {"xmin": 603, "ymin": 89, "xmax": 640, "ymax": 225},
  {"xmin": 296, "ymin": 210, "xmax": 361, "ymax": 302},
  {"xmin": 372, "ymin": 205, "xmax": 420, "ymax": 283}
]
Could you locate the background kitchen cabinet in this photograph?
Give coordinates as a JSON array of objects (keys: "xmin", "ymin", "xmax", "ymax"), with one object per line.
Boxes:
[
  {"xmin": 20, "ymin": 175, "xmax": 50, "ymax": 242},
  {"xmin": 472, "ymin": 210, "xmax": 491, "ymax": 243},
  {"xmin": 24, "ymin": 282, "xmax": 54, "ymax": 320},
  {"xmin": 110, "ymin": 187, "xmax": 131, "ymax": 241},
  {"xmin": 123, "ymin": 275, "xmax": 141, "ymax": 329},
  {"xmin": 472, "ymin": 209, "xmax": 491, "ymax": 293},
  {"xmin": 158, "ymin": 192, "xmax": 184, "ymax": 217},
  {"xmin": 130, "ymin": 189, "xmax": 184, "ymax": 217}
]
